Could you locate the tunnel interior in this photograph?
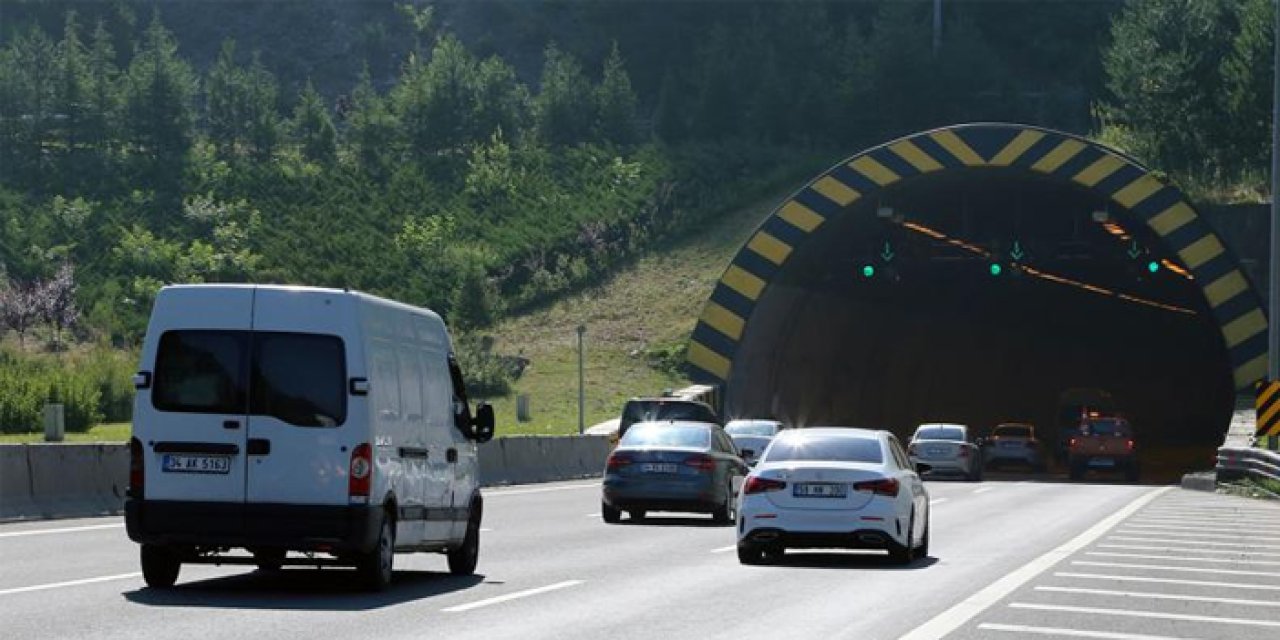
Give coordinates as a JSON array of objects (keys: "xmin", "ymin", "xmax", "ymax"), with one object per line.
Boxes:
[{"xmin": 729, "ymin": 168, "xmax": 1235, "ymax": 449}]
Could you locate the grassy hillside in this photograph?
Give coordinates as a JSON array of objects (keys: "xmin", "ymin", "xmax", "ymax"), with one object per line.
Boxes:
[{"xmin": 483, "ymin": 185, "xmax": 795, "ymax": 435}]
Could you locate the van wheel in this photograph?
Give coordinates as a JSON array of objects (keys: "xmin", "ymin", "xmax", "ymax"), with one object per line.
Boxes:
[
  {"xmin": 254, "ymin": 549, "xmax": 286, "ymax": 572},
  {"xmin": 141, "ymin": 544, "xmax": 181, "ymax": 588},
  {"xmin": 358, "ymin": 516, "xmax": 395, "ymax": 592},
  {"xmin": 448, "ymin": 505, "xmax": 481, "ymax": 576}
]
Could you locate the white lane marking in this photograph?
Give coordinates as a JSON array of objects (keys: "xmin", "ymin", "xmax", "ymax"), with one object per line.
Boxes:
[
  {"xmin": 1114, "ymin": 529, "xmax": 1276, "ymax": 543},
  {"xmin": 973, "ymin": 487, "xmax": 995, "ymax": 494},
  {"xmin": 1035, "ymin": 585, "xmax": 1280, "ymax": 607},
  {"xmin": 1119, "ymin": 523, "xmax": 1277, "ymax": 535},
  {"xmin": 1072, "ymin": 560, "xmax": 1279, "ymax": 577},
  {"xmin": 978, "ymin": 623, "xmax": 1202, "ymax": 640},
  {"xmin": 1054, "ymin": 571, "xmax": 1280, "ymax": 591},
  {"xmin": 1008, "ymin": 602, "xmax": 1280, "ymax": 628},
  {"xmin": 1085, "ymin": 551, "xmax": 1280, "ymax": 566},
  {"xmin": 1107, "ymin": 535, "xmax": 1280, "ymax": 549},
  {"xmin": 929, "ymin": 498, "xmax": 948, "ymax": 506},
  {"xmin": 442, "ymin": 580, "xmax": 583, "ymax": 613},
  {"xmin": 896, "ymin": 486, "xmax": 1169, "ymax": 640},
  {"xmin": 0, "ymin": 573, "xmax": 140, "ymax": 597},
  {"xmin": 1129, "ymin": 518, "xmax": 1280, "ymax": 530},
  {"xmin": 584, "ymin": 513, "xmax": 598, "ymax": 518},
  {"xmin": 480, "ymin": 528, "xmax": 493, "ymax": 533},
  {"xmin": 1098, "ymin": 544, "xmax": 1280, "ymax": 558},
  {"xmin": 710, "ymin": 545, "xmax": 737, "ymax": 554},
  {"xmin": 485, "ymin": 483, "xmax": 598, "ymax": 498},
  {"xmin": 0, "ymin": 523, "xmax": 125, "ymax": 539}
]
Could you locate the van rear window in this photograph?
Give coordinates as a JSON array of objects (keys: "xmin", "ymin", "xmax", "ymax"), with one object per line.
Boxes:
[{"xmin": 153, "ymin": 330, "xmax": 346, "ymax": 427}]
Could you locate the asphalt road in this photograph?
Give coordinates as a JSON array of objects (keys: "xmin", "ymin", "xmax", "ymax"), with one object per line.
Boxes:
[{"xmin": 2, "ymin": 476, "xmax": 1277, "ymax": 640}]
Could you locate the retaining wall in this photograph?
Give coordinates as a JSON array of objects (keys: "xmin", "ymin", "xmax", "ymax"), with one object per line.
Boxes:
[{"xmin": 0, "ymin": 435, "xmax": 610, "ymax": 522}]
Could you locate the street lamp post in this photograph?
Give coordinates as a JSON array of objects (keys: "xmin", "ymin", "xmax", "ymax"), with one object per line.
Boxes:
[{"xmin": 576, "ymin": 325, "xmax": 586, "ymax": 435}]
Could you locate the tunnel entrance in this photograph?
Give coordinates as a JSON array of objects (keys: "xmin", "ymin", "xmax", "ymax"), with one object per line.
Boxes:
[{"xmin": 689, "ymin": 124, "xmax": 1264, "ymax": 451}]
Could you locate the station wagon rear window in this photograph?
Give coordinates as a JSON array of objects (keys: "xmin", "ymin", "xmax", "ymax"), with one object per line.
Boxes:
[
  {"xmin": 153, "ymin": 330, "xmax": 346, "ymax": 427},
  {"xmin": 620, "ymin": 424, "xmax": 711, "ymax": 448}
]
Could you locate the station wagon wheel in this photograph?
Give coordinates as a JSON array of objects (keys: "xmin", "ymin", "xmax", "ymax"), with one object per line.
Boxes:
[
  {"xmin": 602, "ymin": 501, "xmax": 621, "ymax": 524},
  {"xmin": 448, "ymin": 503, "xmax": 481, "ymax": 576},
  {"xmin": 141, "ymin": 544, "xmax": 181, "ymax": 588},
  {"xmin": 358, "ymin": 516, "xmax": 395, "ymax": 591}
]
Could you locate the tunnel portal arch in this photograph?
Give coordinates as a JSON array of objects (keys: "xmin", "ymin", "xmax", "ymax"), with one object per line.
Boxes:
[{"xmin": 687, "ymin": 123, "xmax": 1267, "ymax": 407}]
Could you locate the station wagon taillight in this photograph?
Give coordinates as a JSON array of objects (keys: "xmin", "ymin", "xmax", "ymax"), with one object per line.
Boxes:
[
  {"xmin": 349, "ymin": 443, "xmax": 372, "ymax": 502},
  {"xmin": 128, "ymin": 437, "xmax": 144, "ymax": 499},
  {"xmin": 743, "ymin": 476, "xmax": 787, "ymax": 495},
  {"xmin": 606, "ymin": 452, "xmax": 633, "ymax": 470},
  {"xmin": 853, "ymin": 477, "xmax": 900, "ymax": 497},
  {"xmin": 684, "ymin": 454, "xmax": 716, "ymax": 472}
]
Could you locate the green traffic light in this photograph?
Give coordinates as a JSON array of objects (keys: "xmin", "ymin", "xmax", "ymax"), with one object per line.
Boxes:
[
  {"xmin": 1147, "ymin": 260, "xmax": 1160, "ymax": 274},
  {"xmin": 862, "ymin": 265, "xmax": 875, "ymax": 278},
  {"xmin": 989, "ymin": 263, "xmax": 1002, "ymax": 276}
]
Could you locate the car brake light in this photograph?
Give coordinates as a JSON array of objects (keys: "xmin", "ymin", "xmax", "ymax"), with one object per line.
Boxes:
[
  {"xmin": 1069, "ymin": 438, "xmax": 1077, "ymax": 449},
  {"xmin": 606, "ymin": 452, "xmax": 633, "ymax": 470},
  {"xmin": 743, "ymin": 476, "xmax": 787, "ymax": 494},
  {"xmin": 853, "ymin": 477, "xmax": 900, "ymax": 497},
  {"xmin": 128, "ymin": 437, "xmax": 144, "ymax": 499},
  {"xmin": 684, "ymin": 454, "xmax": 716, "ymax": 471},
  {"xmin": 1126, "ymin": 439, "xmax": 1135, "ymax": 451},
  {"xmin": 349, "ymin": 443, "xmax": 372, "ymax": 501}
]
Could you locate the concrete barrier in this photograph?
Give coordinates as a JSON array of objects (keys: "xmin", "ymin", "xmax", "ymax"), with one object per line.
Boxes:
[{"xmin": 3, "ymin": 435, "xmax": 607, "ymax": 521}]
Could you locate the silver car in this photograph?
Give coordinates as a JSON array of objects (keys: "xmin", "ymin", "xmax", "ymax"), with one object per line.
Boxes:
[
  {"xmin": 908, "ymin": 423, "xmax": 982, "ymax": 481},
  {"xmin": 982, "ymin": 423, "xmax": 1047, "ymax": 472}
]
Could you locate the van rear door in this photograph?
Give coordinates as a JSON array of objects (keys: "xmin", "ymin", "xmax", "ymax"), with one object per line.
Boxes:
[
  {"xmin": 244, "ymin": 288, "xmax": 354, "ymax": 506},
  {"xmin": 140, "ymin": 287, "xmax": 253, "ymax": 503}
]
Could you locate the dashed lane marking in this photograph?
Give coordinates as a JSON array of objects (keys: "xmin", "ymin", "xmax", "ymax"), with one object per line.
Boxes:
[
  {"xmin": 0, "ymin": 523, "xmax": 125, "ymax": 538},
  {"xmin": 1053, "ymin": 571, "xmax": 1280, "ymax": 591},
  {"xmin": 0, "ymin": 573, "xmax": 140, "ymax": 597},
  {"xmin": 1098, "ymin": 543, "xmax": 1280, "ymax": 558},
  {"xmin": 1071, "ymin": 560, "xmax": 1279, "ymax": 578},
  {"xmin": 442, "ymin": 580, "xmax": 584, "ymax": 613},
  {"xmin": 1008, "ymin": 602, "xmax": 1280, "ymax": 629},
  {"xmin": 1084, "ymin": 551, "xmax": 1280, "ymax": 566},
  {"xmin": 978, "ymin": 622, "xmax": 1203, "ymax": 640},
  {"xmin": 1034, "ymin": 585, "xmax": 1280, "ymax": 607}
]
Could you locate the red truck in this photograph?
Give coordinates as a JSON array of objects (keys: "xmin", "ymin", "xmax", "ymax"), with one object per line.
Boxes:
[{"xmin": 1067, "ymin": 416, "xmax": 1139, "ymax": 482}]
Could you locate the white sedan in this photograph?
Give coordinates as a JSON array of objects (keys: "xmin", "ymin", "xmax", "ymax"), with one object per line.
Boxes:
[{"xmin": 736, "ymin": 427, "xmax": 931, "ymax": 565}]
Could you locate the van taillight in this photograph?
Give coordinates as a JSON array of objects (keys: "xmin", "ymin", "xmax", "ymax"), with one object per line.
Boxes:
[
  {"xmin": 128, "ymin": 437, "xmax": 144, "ymax": 499},
  {"xmin": 349, "ymin": 443, "xmax": 372, "ymax": 502}
]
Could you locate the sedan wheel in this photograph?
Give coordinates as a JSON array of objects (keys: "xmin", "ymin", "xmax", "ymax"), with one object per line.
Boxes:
[
  {"xmin": 737, "ymin": 543, "xmax": 764, "ymax": 565},
  {"xmin": 889, "ymin": 514, "xmax": 915, "ymax": 565},
  {"xmin": 602, "ymin": 501, "xmax": 621, "ymax": 524}
]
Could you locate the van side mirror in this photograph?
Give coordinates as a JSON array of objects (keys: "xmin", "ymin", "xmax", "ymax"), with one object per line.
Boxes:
[{"xmin": 470, "ymin": 403, "xmax": 495, "ymax": 443}]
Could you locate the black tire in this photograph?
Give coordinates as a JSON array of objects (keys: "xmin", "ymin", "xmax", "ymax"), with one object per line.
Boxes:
[
  {"xmin": 253, "ymin": 549, "xmax": 286, "ymax": 572},
  {"xmin": 761, "ymin": 546, "xmax": 785, "ymax": 563},
  {"xmin": 889, "ymin": 514, "xmax": 915, "ymax": 565},
  {"xmin": 917, "ymin": 519, "xmax": 930, "ymax": 558},
  {"xmin": 629, "ymin": 510, "xmax": 646, "ymax": 521},
  {"xmin": 1125, "ymin": 462, "xmax": 1140, "ymax": 483},
  {"xmin": 357, "ymin": 515, "xmax": 395, "ymax": 592},
  {"xmin": 712, "ymin": 483, "xmax": 736, "ymax": 525},
  {"xmin": 1069, "ymin": 460, "xmax": 1084, "ymax": 481},
  {"xmin": 737, "ymin": 543, "xmax": 764, "ymax": 565},
  {"xmin": 602, "ymin": 501, "xmax": 621, "ymax": 524},
  {"xmin": 141, "ymin": 544, "xmax": 181, "ymax": 588},
  {"xmin": 968, "ymin": 463, "xmax": 983, "ymax": 482},
  {"xmin": 448, "ymin": 503, "xmax": 482, "ymax": 576}
]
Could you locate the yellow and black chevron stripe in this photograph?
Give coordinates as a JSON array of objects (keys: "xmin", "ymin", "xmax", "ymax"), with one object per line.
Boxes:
[
  {"xmin": 688, "ymin": 123, "xmax": 1267, "ymax": 391},
  {"xmin": 1257, "ymin": 381, "xmax": 1280, "ymax": 441}
]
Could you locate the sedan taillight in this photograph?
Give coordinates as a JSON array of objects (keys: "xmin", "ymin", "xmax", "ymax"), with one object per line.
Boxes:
[
  {"xmin": 743, "ymin": 476, "xmax": 787, "ymax": 495},
  {"xmin": 853, "ymin": 477, "xmax": 900, "ymax": 497},
  {"xmin": 684, "ymin": 454, "xmax": 716, "ymax": 471},
  {"xmin": 606, "ymin": 452, "xmax": 633, "ymax": 470}
]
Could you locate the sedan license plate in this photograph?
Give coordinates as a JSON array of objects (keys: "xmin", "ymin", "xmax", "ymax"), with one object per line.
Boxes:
[
  {"xmin": 793, "ymin": 483, "xmax": 847, "ymax": 498},
  {"xmin": 642, "ymin": 463, "xmax": 678, "ymax": 474},
  {"xmin": 1088, "ymin": 458, "xmax": 1116, "ymax": 468},
  {"xmin": 926, "ymin": 447, "xmax": 947, "ymax": 457},
  {"xmin": 162, "ymin": 454, "xmax": 231, "ymax": 474}
]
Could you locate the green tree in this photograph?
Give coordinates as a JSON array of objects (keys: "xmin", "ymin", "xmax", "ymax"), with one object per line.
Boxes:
[
  {"xmin": 292, "ymin": 80, "xmax": 337, "ymax": 165},
  {"xmin": 595, "ymin": 41, "xmax": 638, "ymax": 145},
  {"xmin": 206, "ymin": 40, "xmax": 281, "ymax": 162},
  {"xmin": 393, "ymin": 34, "xmax": 476, "ymax": 157},
  {"xmin": 122, "ymin": 13, "xmax": 198, "ymax": 187},
  {"xmin": 85, "ymin": 19, "xmax": 121, "ymax": 171},
  {"xmin": 689, "ymin": 25, "xmax": 738, "ymax": 140},
  {"xmin": 472, "ymin": 55, "xmax": 528, "ymax": 144},
  {"xmin": 55, "ymin": 11, "xmax": 92, "ymax": 173},
  {"xmin": 652, "ymin": 68, "xmax": 686, "ymax": 143},
  {"xmin": 347, "ymin": 66, "xmax": 398, "ymax": 175},
  {"xmin": 0, "ymin": 27, "xmax": 57, "ymax": 185},
  {"xmin": 534, "ymin": 43, "xmax": 594, "ymax": 146}
]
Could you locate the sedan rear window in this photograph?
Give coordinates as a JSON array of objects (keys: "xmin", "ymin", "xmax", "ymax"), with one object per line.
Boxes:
[
  {"xmin": 764, "ymin": 436, "xmax": 883, "ymax": 464},
  {"xmin": 1082, "ymin": 419, "xmax": 1130, "ymax": 437},
  {"xmin": 620, "ymin": 424, "xmax": 711, "ymax": 448},
  {"xmin": 725, "ymin": 421, "xmax": 779, "ymax": 437},
  {"xmin": 993, "ymin": 425, "xmax": 1033, "ymax": 438},
  {"xmin": 914, "ymin": 426, "xmax": 964, "ymax": 441}
]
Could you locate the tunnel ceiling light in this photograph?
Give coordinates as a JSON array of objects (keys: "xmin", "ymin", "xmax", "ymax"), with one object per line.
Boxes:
[
  {"xmin": 1161, "ymin": 259, "xmax": 1193, "ymax": 280},
  {"xmin": 1091, "ymin": 210, "xmax": 1110, "ymax": 223},
  {"xmin": 877, "ymin": 205, "xmax": 895, "ymax": 219}
]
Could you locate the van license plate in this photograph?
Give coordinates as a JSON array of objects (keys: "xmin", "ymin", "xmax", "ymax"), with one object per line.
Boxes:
[
  {"xmin": 794, "ymin": 483, "xmax": 847, "ymax": 498},
  {"xmin": 162, "ymin": 454, "xmax": 231, "ymax": 474}
]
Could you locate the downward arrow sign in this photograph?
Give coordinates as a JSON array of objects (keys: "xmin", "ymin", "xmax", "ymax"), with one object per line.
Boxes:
[
  {"xmin": 1010, "ymin": 241, "xmax": 1025, "ymax": 261},
  {"xmin": 881, "ymin": 241, "xmax": 895, "ymax": 262},
  {"xmin": 1127, "ymin": 241, "xmax": 1141, "ymax": 259}
]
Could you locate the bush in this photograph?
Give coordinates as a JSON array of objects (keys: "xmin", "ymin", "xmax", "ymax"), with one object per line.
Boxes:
[
  {"xmin": 453, "ymin": 335, "xmax": 514, "ymax": 399},
  {"xmin": 0, "ymin": 346, "xmax": 131, "ymax": 433}
]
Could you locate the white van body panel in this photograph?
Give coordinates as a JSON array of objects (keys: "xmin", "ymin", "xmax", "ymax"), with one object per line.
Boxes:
[
  {"xmin": 134, "ymin": 286, "xmax": 255, "ymax": 504},
  {"xmin": 132, "ymin": 284, "xmax": 476, "ymax": 552}
]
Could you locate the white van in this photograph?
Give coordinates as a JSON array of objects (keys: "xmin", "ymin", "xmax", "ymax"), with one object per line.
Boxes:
[{"xmin": 124, "ymin": 284, "xmax": 495, "ymax": 591}]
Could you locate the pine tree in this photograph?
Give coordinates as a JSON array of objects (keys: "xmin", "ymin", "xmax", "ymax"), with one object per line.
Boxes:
[
  {"xmin": 534, "ymin": 43, "xmax": 594, "ymax": 146},
  {"xmin": 86, "ymin": 20, "xmax": 120, "ymax": 168},
  {"xmin": 55, "ymin": 11, "xmax": 92, "ymax": 171},
  {"xmin": 292, "ymin": 80, "xmax": 336, "ymax": 165},
  {"xmin": 123, "ymin": 12, "xmax": 198, "ymax": 187},
  {"xmin": 348, "ymin": 65, "xmax": 398, "ymax": 175},
  {"xmin": 595, "ymin": 41, "xmax": 638, "ymax": 145}
]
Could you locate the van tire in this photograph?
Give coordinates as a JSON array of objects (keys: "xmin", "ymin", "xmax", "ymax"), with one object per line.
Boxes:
[
  {"xmin": 448, "ymin": 504, "xmax": 481, "ymax": 576},
  {"xmin": 358, "ymin": 516, "xmax": 395, "ymax": 592},
  {"xmin": 141, "ymin": 544, "xmax": 181, "ymax": 588}
]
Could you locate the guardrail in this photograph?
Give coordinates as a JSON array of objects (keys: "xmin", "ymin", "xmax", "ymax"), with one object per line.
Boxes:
[{"xmin": 1216, "ymin": 446, "xmax": 1280, "ymax": 485}]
